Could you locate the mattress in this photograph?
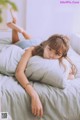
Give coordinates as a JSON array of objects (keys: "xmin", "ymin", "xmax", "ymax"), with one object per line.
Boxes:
[
  {"xmin": 1, "ymin": 73, "xmax": 80, "ymax": 120},
  {"xmin": 0, "ymin": 37, "xmax": 80, "ymax": 120}
]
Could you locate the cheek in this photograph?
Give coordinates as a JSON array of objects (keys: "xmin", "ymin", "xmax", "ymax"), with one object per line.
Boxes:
[{"xmin": 43, "ymin": 49, "xmax": 49, "ymax": 57}]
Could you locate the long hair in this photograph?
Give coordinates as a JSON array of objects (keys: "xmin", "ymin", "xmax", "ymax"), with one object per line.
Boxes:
[{"xmin": 32, "ymin": 34, "xmax": 77, "ymax": 75}]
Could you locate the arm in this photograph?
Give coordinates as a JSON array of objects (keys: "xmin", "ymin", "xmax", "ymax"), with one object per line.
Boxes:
[
  {"xmin": 68, "ymin": 73, "xmax": 74, "ymax": 80},
  {"xmin": 15, "ymin": 47, "xmax": 43, "ymax": 117},
  {"xmin": 15, "ymin": 47, "xmax": 34, "ymax": 91}
]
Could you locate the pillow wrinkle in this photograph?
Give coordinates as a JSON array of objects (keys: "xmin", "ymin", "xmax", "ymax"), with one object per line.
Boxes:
[
  {"xmin": 0, "ymin": 39, "xmax": 80, "ymax": 88},
  {"xmin": 39, "ymin": 71, "xmax": 49, "ymax": 82},
  {"xmin": 25, "ymin": 56, "xmax": 70, "ymax": 88},
  {"xmin": 0, "ymin": 44, "xmax": 24, "ymax": 76}
]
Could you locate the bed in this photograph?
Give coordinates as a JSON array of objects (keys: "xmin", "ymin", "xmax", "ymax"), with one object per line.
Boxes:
[{"xmin": 1, "ymin": 34, "xmax": 80, "ymax": 120}]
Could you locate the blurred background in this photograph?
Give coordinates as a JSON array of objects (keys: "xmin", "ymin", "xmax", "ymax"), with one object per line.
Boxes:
[{"xmin": 0, "ymin": 0, "xmax": 80, "ymax": 39}]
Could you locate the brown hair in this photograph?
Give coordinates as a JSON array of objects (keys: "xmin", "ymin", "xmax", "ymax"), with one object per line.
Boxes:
[
  {"xmin": 32, "ymin": 34, "xmax": 69, "ymax": 57},
  {"xmin": 32, "ymin": 34, "xmax": 77, "ymax": 75}
]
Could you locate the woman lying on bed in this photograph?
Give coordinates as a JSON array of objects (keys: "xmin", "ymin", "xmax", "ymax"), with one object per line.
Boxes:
[{"xmin": 7, "ymin": 9, "xmax": 77, "ymax": 118}]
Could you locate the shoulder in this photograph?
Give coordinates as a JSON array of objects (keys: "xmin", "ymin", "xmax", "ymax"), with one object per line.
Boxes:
[
  {"xmin": 25, "ymin": 46, "xmax": 35, "ymax": 52},
  {"xmin": 23, "ymin": 46, "xmax": 35, "ymax": 57}
]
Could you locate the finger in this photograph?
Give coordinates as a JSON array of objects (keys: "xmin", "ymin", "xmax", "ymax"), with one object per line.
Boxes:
[
  {"xmin": 36, "ymin": 109, "xmax": 40, "ymax": 117},
  {"xmin": 40, "ymin": 108, "xmax": 43, "ymax": 117},
  {"xmin": 34, "ymin": 108, "xmax": 37, "ymax": 116},
  {"xmin": 32, "ymin": 107, "xmax": 38, "ymax": 116},
  {"xmin": 32, "ymin": 106, "xmax": 35, "ymax": 115},
  {"xmin": 36, "ymin": 108, "xmax": 43, "ymax": 117}
]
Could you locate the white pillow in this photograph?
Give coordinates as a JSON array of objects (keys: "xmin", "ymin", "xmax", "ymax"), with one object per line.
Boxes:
[
  {"xmin": 0, "ymin": 44, "xmax": 69, "ymax": 88},
  {"xmin": 0, "ymin": 44, "xmax": 24, "ymax": 76},
  {"xmin": 69, "ymin": 33, "xmax": 80, "ymax": 55},
  {"xmin": 0, "ymin": 42, "xmax": 80, "ymax": 88},
  {"xmin": 25, "ymin": 56, "xmax": 70, "ymax": 88},
  {"xmin": 25, "ymin": 46, "xmax": 80, "ymax": 88},
  {"xmin": 0, "ymin": 38, "xmax": 12, "ymax": 44}
]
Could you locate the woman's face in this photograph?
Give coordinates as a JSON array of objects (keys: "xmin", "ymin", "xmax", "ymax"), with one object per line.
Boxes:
[{"xmin": 43, "ymin": 45, "xmax": 62, "ymax": 59}]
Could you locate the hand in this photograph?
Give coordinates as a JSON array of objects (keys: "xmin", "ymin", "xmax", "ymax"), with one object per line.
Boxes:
[
  {"xmin": 68, "ymin": 74, "xmax": 75, "ymax": 80},
  {"xmin": 31, "ymin": 91, "xmax": 43, "ymax": 117}
]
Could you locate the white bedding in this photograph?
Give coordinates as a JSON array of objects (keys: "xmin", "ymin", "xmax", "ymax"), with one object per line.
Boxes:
[
  {"xmin": 0, "ymin": 41, "xmax": 70, "ymax": 88},
  {"xmin": 1, "ymin": 73, "xmax": 80, "ymax": 120},
  {"xmin": 1, "ymin": 35, "xmax": 80, "ymax": 120}
]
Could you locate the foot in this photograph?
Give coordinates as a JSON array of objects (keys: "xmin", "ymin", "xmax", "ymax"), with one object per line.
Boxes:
[
  {"xmin": 10, "ymin": 8, "xmax": 17, "ymax": 24},
  {"xmin": 22, "ymin": 31, "xmax": 31, "ymax": 39},
  {"xmin": 7, "ymin": 22, "xmax": 24, "ymax": 33},
  {"xmin": 7, "ymin": 9, "xmax": 31, "ymax": 39}
]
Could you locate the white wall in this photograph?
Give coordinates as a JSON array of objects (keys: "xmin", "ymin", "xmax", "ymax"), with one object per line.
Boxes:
[
  {"xmin": 0, "ymin": 0, "xmax": 80, "ymax": 40},
  {"xmin": 26, "ymin": 0, "xmax": 80, "ymax": 39}
]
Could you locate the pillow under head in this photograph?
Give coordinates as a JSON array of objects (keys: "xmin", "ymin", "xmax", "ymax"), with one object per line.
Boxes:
[
  {"xmin": 25, "ymin": 56, "xmax": 70, "ymax": 88},
  {"xmin": 0, "ymin": 40, "xmax": 80, "ymax": 89}
]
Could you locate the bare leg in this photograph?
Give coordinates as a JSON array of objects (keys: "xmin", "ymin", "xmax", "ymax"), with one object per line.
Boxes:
[
  {"xmin": 7, "ymin": 9, "xmax": 31, "ymax": 43},
  {"xmin": 7, "ymin": 9, "xmax": 20, "ymax": 43},
  {"xmin": 8, "ymin": 9, "xmax": 31, "ymax": 39},
  {"xmin": 12, "ymin": 27, "xmax": 19, "ymax": 44},
  {"xmin": 7, "ymin": 22, "xmax": 31, "ymax": 40},
  {"xmin": 12, "ymin": 16, "xmax": 20, "ymax": 43}
]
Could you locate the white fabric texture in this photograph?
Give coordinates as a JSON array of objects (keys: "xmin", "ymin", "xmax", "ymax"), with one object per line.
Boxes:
[
  {"xmin": 0, "ymin": 44, "xmax": 25, "ymax": 76},
  {"xmin": 25, "ymin": 56, "xmax": 70, "ymax": 88},
  {"xmin": 0, "ymin": 38, "xmax": 80, "ymax": 88},
  {"xmin": 1, "ymin": 73, "xmax": 80, "ymax": 120},
  {"xmin": 69, "ymin": 33, "xmax": 80, "ymax": 55},
  {"xmin": 0, "ymin": 43, "xmax": 70, "ymax": 88}
]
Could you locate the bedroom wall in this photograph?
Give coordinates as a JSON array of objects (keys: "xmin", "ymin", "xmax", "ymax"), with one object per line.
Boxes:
[
  {"xmin": 0, "ymin": 0, "xmax": 26, "ymax": 38},
  {"xmin": 0, "ymin": 0, "xmax": 80, "ymax": 39},
  {"xmin": 26, "ymin": 0, "xmax": 80, "ymax": 39}
]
